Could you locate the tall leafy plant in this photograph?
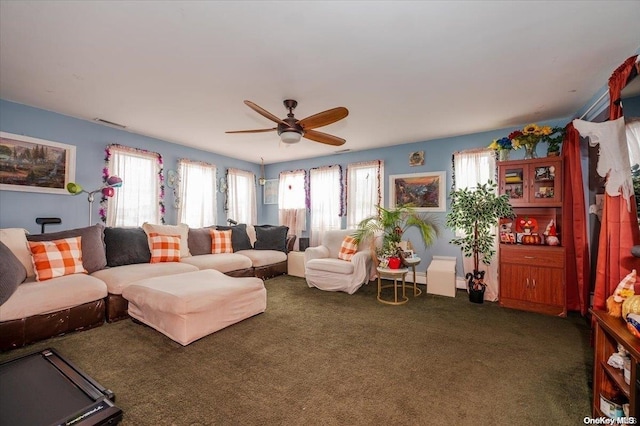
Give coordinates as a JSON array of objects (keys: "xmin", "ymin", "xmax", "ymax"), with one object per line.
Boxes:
[{"xmin": 445, "ymin": 181, "xmax": 515, "ymax": 287}]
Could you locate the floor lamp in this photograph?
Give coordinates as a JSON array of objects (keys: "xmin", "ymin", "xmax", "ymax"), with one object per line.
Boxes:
[{"xmin": 67, "ymin": 176, "xmax": 123, "ymax": 225}]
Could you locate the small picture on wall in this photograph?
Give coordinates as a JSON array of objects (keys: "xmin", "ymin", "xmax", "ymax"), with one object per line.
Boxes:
[
  {"xmin": 409, "ymin": 151, "xmax": 424, "ymax": 166},
  {"xmin": 263, "ymin": 179, "xmax": 279, "ymax": 204}
]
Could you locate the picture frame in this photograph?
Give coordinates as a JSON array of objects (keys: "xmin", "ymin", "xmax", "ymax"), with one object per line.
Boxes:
[
  {"xmin": 389, "ymin": 171, "xmax": 446, "ymax": 212},
  {"xmin": 0, "ymin": 132, "xmax": 76, "ymax": 195},
  {"xmin": 263, "ymin": 179, "xmax": 279, "ymax": 204},
  {"xmin": 409, "ymin": 151, "xmax": 424, "ymax": 166}
]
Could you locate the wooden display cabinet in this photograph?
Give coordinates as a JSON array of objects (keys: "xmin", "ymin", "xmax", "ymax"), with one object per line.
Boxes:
[
  {"xmin": 500, "ymin": 245, "xmax": 566, "ymax": 316},
  {"xmin": 498, "ymin": 157, "xmax": 566, "ymax": 316},
  {"xmin": 591, "ymin": 309, "xmax": 640, "ymax": 418},
  {"xmin": 498, "ymin": 157, "xmax": 563, "ymax": 207}
]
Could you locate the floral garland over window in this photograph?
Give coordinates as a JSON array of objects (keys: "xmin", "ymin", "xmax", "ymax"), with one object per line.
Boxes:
[{"xmin": 100, "ymin": 144, "xmax": 165, "ymax": 224}]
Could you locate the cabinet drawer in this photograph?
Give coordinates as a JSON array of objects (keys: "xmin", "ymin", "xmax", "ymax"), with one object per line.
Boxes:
[{"xmin": 501, "ymin": 246, "xmax": 565, "ymax": 268}]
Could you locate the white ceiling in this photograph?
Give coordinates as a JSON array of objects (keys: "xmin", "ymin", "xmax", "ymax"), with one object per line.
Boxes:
[{"xmin": 1, "ymin": 1, "xmax": 639, "ymax": 165}]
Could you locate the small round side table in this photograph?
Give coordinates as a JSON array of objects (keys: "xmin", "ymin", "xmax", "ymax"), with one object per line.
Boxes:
[
  {"xmin": 403, "ymin": 257, "xmax": 422, "ymax": 296},
  {"xmin": 376, "ymin": 267, "xmax": 409, "ymax": 305}
]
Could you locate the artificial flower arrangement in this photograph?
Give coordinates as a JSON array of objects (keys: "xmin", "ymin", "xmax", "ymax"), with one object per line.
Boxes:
[{"xmin": 489, "ymin": 123, "xmax": 565, "ymax": 158}]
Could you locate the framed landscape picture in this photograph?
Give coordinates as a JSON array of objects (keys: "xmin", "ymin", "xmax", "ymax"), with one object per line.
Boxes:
[
  {"xmin": 389, "ymin": 171, "xmax": 446, "ymax": 212},
  {"xmin": 0, "ymin": 132, "xmax": 76, "ymax": 195}
]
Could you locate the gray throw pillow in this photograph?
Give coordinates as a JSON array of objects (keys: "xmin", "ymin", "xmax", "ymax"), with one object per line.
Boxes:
[
  {"xmin": 188, "ymin": 227, "xmax": 213, "ymax": 256},
  {"xmin": 253, "ymin": 225, "xmax": 289, "ymax": 253},
  {"xmin": 104, "ymin": 227, "xmax": 151, "ymax": 267},
  {"xmin": 27, "ymin": 224, "xmax": 107, "ymax": 273},
  {"xmin": 216, "ymin": 224, "xmax": 253, "ymax": 252},
  {"xmin": 0, "ymin": 241, "xmax": 27, "ymax": 306}
]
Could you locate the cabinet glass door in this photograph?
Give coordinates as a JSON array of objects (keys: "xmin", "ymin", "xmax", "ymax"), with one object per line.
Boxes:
[
  {"xmin": 500, "ymin": 165, "xmax": 526, "ymax": 205},
  {"xmin": 530, "ymin": 161, "xmax": 562, "ymax": 206}
]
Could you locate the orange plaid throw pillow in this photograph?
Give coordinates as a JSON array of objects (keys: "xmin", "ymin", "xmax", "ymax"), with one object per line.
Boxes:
[
  {"xmin": 210, "ymin": 229, "xmax": 233, "ymax": 254},
  {"xmin": 338, "ymin": 236, "xmax": 358, "ymax": 261},
  {"xmin": 28, "ymin": 236, "xmax": 87, "ymax": 281},
  {"xmin": 148, "ymin": 233, "xmax": 181, "ymax": 263}
]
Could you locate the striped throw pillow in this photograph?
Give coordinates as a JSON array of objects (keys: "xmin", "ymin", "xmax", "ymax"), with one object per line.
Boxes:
[
  {"xmin": 210, "ymin": 229, "xmax": 233, "ymax": 254},
  {"xmin": 148, "ymin": 233, "xmax": 181, "ymax": 263},
  {"xmin": 28, "ymin": 236, "xmax": 87, "ymax": 281},
  {"xmin": 338, "ymin": 236, "xmax": 358, "ymax": 261}
]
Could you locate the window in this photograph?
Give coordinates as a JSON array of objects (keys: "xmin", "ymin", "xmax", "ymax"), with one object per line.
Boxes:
[
  {"xmin": 309, "ymin": 165, "xmax": 342, "ymax": 246},
  {"xmin": 278, "ymin": 170, "xmax": 306, "ymax": 245},
  {"xmin": 177, "ymin": 159, "xmax": 217, "ymax": 227},
  {"xmin": 103, "ymin": 145, "xmax": 162, "ymax": 226},
  {"xmin": 346, "ymin": 160, "xmax": 383, "ymax": 228},
  {"xmin": 226, "ymin": 168, "xmax": 256, "ymax": 225}
]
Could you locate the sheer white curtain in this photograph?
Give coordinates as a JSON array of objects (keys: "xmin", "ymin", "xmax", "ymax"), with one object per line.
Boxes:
[
  {"xmin": 453, "ymin": 149, "xmax": 499, "ymax": 301},
  {"xmin": 227, "ymin": 168, "xmax": 257, "ymax": 225},
  {"xmin": 278, "ymin": 170, "xmax": 306, "ymax": 249},
  {"xmin": 346, "ymin": 160, "xmax": 383, "ymax": 229},
  {"xmin": 310, "ymin": 166, "xmax": 342, "ymax": 246},
  {"xmin": 177, "ymin": 159, "xmax": 217, "ymax": 227},
  {"xmin": 105, "ymin": 145, "xmax": 161, "ymax": 227}
]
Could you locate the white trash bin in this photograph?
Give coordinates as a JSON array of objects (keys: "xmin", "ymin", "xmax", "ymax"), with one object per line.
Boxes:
[{"xmin": 426, "ymin": 256, "xmax": 457, "ymax": 297}]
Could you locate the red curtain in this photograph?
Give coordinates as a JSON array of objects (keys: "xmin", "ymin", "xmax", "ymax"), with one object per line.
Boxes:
[
  {"xmin": 563, "ymin": 123, "xmax": 591, "ymax": 314},
  {"xmin": 592, "ymin": 55, "xmax": 640, "ymax": 311}
]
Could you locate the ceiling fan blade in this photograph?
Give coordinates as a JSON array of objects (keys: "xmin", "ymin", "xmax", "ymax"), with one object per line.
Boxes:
[
  {"xmin": 244, "ymin": 100, "xmax": 288, "ymax": 126},
  {"xmin": 225, "ymin": 128, "xmax": 277, "ymax": 134},
  {"xmin": 303, "ymin": 129, "xmax": 346, "ymax": 146},
  {"xmin": 298, "ymin": 107, "xmax": 349, "ymax": 130}
]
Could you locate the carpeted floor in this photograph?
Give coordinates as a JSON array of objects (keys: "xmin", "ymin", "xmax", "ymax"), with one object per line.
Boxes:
[{"xmin": 0, "ymin": 275, "xmax": 593, "ymax": 425}]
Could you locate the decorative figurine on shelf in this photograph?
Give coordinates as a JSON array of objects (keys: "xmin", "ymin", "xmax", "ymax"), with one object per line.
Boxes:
[
  {"xmin": 544, "ymin": 219, "xmax": 560, "ymax": 246},
  {"xmin": 606, "ymin": 269, "xmax": 637, "ymax": 318}
]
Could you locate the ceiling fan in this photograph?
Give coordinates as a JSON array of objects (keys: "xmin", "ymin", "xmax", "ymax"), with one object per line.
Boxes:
[{"xmin": 226, "ymin": 100, "xmax": 348, "ymax": 146}]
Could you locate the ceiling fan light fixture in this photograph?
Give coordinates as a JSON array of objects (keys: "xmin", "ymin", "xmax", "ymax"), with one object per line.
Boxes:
[{"xmin": 280, "ymin": 131, "xmax": 302, "ymax": 144}]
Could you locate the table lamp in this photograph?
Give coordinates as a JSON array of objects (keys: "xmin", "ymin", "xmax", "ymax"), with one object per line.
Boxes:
[{"xmin": 67, "ymin": 176, "xmax": 123, "ymax": 225}]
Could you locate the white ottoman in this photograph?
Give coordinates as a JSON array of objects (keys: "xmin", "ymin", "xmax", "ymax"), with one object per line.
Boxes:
[{"xmin": 122, "ymin": 269, "xmax": 266, "ymax": 345}]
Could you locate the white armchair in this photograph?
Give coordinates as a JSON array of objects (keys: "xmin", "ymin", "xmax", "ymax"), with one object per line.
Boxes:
[{"xmin": 304, "ymin": 229, "xmax": 376, "ymax": 294}]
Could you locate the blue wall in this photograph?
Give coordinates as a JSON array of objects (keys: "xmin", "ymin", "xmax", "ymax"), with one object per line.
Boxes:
[
  {"xmin": 0, "ymin": 100, "xmax": 262, "ymax": 234},
  {"xmin": 263, "ymin": 117, "xmax": 570, "ymax": 270},
  {"xmin": 0, "ymin": 98, "xmax": 574, "ymax": 275}
]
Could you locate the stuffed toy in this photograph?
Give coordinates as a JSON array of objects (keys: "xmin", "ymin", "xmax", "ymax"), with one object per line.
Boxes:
[{"xmin": 607, "ymin": 269, "xmax": 637, "ymax": 317}]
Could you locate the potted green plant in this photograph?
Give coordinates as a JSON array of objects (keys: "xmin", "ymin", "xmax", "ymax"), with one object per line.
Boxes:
[
  {"xmin": 352, "ymin": 205, "xmax": 439, "ymax": 268},
  {"xmin": 545, "ymin": 126, "xmax": 565, "ymax": 157},
  {"xmin": 445, "ymin": 181, "xmax": 515, "ymax": 303}
]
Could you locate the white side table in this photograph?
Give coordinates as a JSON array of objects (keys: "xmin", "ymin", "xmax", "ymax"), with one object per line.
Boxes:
[
  {"xmin": 287, "ymin": 251, "xmax": 306, "ymax": 278},
  {"xmin": 376, "ymin": 267, "xmax": 409, "ymax": 305}
]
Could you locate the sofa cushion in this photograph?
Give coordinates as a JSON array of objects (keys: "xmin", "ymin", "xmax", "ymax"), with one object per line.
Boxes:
[
  {"xmin": 91, "ymin": 262, "xmax": 198, "ymax": 295},
  {"xmin": 104, "ymin": 227, "xmax": 151, "ymax": 266},
  {"xmin": 0, "ymin": 241, "xmax": 26, "ymax": 305},
  {"xmin": 338, "ymin": 236, "xmax": 358, "ymax": 261},
  {"xmin": 27, "ymin": 224, "xmax": 107, "ymax": 274},
  {"xmin": 142, "ymin": 222, "xmax": 191, "ymax": 257},
  {"xmin": 236, "ymin": 249, "xmax": 287, "ymax": 268},
  {"xmin": 0, "ymin": 228, "xmax": 34, "ymax": 277},
  {"xmin": 0, "ymin": 273, "xmax": 107, "ymax": 322},
  {"xmin": 180, "ymin": 253, "xmax": 252, "ymax": 273},
  {"xmin": 188, "ymin": 227, "xmax": 213, "ymax": 256},
  {"xmin": 253, "ymin": 225, "xmax": 289, "ymax": 252},
  {"xmin": 148, "ymin": 233, "xmax": 182, "ymax": 263},
  {"xmin": 28, "ymin": 237, "xmax": 88, "ymax": 281},
  {"xmin": 216, "ymin": 224, "xmax": 253, "ymax": 252},
  {"xmin": 210, "ymin": 229, "xmax": 233, "ymax": 254},
  {"xmin": 306, "ymin": 258, "xmax": 355, "ymax": 275}
]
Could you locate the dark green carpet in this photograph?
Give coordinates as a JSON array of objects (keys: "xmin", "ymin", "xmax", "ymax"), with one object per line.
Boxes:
[{"xmin": 0, "ymin": 275, "xmax": 593, "ymax": 425}]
